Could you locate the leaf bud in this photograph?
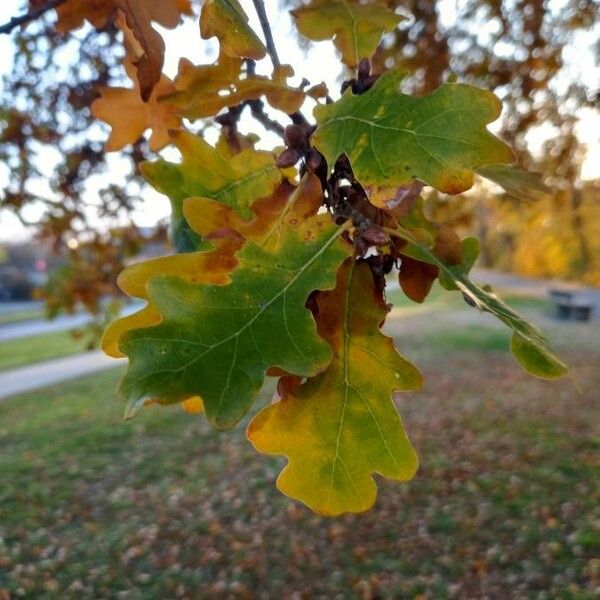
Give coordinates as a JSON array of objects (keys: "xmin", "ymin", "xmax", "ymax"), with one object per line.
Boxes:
[
  {"xmin": 305, "ymin": 149, "xmax": 324, "ymax": 171},
  {"xmin": 276, "ymin": 147, "xmax": 303, "ymax": 168},
  {"xmin": 357, "ymin": 58, "xmax": 371, "ymax": 80},
  {"xmin": 361, "ymin": 224, "xmax": 390, "ymax": 246},
  {"xmin": 283, "ymin": 124, "xmax": 308, "ymax": 149}
]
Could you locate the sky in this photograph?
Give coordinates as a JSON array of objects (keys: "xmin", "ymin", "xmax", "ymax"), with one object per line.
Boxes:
[{"xmin": 0, "ymin": 0, "xmax": 598, "ymax": 242}]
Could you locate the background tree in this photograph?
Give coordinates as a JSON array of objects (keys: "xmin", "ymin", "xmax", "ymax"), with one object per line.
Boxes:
[{"xmin": 372, "ymin": 0, "xmax": 599, "ymax": 282}]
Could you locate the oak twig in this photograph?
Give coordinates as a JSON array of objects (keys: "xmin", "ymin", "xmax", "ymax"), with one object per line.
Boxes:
[
  {"xmin": 251, "ymin": 0, "xmax": 281, "ymax": 69},
  {"xmin": 0, "ymin": 0, "xmax": 66, "ymax": 35},
  {"xmin": 248, "ymin": 100, "xmax": 285, "ymax": 137}
]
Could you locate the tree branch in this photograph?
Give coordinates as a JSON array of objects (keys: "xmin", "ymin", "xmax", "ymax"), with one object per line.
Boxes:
[
  {"xmin": 251, "ymin": 0, "xmax": 281, "ymax": 69},
  {"xmin": 248, "ymin": 100, "xmax": 285, "ymax": 137},
  {"xmin": 0, "ymin": 0, "xmax": 66, "ymax": 35}
]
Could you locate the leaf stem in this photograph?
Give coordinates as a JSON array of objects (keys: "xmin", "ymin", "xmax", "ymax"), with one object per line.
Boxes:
[
  {"xmin": 0, "ymin": 0, "xmax": 66, "ymax": 35},
  {"xmin": 251, "ymin": 0, "xmax": 281, "ymax": 69}
]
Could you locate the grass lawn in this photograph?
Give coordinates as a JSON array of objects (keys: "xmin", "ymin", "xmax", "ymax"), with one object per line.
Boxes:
[
  {"xmin": 0, "ymin": 307, "xmax": 45, "ymax": 326},
  {"xmin": 0, "ymin": 329, "xmax": 90, "ymax": 372},
  {"xmin": 1, "ymin": 301, "xmax": 598, "ymax": 599}
]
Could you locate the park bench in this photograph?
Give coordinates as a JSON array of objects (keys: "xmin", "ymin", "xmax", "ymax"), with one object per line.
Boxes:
[{"xmin": 549, "ymin": 289, "xmax": 594, "ymax": 322}]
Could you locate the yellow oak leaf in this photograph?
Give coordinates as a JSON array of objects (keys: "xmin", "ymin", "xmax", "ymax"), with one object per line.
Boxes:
[
  {"xmin": 200, "ymin": 0, "xmax": 266, "ymax": 60},
  {"xmin": 248, "ymin": 258, "xmax": 422, "ymax": 515},
  {"xmin": 164, "ymin": 54, "xmax": 305, "ymax": 119}
]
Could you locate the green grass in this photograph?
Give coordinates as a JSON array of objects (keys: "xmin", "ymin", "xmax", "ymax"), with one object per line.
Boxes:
[
  {"xmin": 0, "ymin": 329, "xmax": 89, "ymax": 372},
  {"xmin": 1, "ymin": 312, "xmax": 598, "ymax": 598},
  {"xmin": 0, "ymin": 306, "xmax": 44, "ymax": 325}
]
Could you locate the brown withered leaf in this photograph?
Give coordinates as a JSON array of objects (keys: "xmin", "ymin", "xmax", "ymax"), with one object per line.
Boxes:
[
  {"xmin": 50, "ymin": 0, "xmax": 192, "ymax": 33},
  {"xmin": 47, "ymin": 0, "xmax": 192, "ymax": 100},
  {"xmin": 114, "ymin": 0, "xmax": 165, "ymax": 101},
  {"xmin": 398, "ymin": 255, "xmax": 439, "ymax": 303}
]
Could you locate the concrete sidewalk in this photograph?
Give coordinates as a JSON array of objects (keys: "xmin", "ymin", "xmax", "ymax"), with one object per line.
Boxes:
[
  {"xmin": 0, "ymin": 352, "xmax": 125, "ymax": 399},
  {"xmin": 0, "ymin": 302, "xmax": 143, "ymax": 341}
]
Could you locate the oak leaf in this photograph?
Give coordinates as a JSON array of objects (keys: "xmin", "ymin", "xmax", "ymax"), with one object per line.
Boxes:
[
  {"xmin": 141, "ymin": 130, "xmax": 284, "ymax": 251},
  {"xmin": 313, "ymin": 69, "xmax": 514, "ymax": 194},
  {"xmin": 164, "ymin": 54, "xmax": 305, "ymax": 119},
  {"xmin": 117, "ymin": 219, "xmax": 350, "ymax": 429},
  {"xmin": 248, "ymin": 259, "xmax": 422, "ymax": 515},
  {"xmin": 200, "ymin": 0, "xmax": 266, "ymax": 60},
  {"xmin": 48, "ymin": 0, "xmax": 192, "ymax": 100},
  {"xmin": 91, "ymin": 63, "xmax": 181, "ymax": 152},
  {"xmin": 397, "ymin": 227, "xmax": 567, "ymax": 379},
  {"xmin": 291, "ymin": 0, "xmax": 403, "ymax": 67}
]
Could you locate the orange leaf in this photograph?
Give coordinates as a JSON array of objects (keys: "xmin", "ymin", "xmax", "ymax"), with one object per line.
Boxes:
[
  {"xmin": 91, "ymin": 67, "xmax": 181, "ymax": 151},
  {"xmin": 398, "ymin": 255, "xmax": 439, "ymax": 303},
  {"xmin": 50, "ymin": 0, "xmax": 191, "ymax": 99}
]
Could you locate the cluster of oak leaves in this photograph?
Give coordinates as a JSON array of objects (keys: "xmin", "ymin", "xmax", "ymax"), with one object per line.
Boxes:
[{"xmin": 45, "ymin": 0, "xmax": 567, "ymax": 515}]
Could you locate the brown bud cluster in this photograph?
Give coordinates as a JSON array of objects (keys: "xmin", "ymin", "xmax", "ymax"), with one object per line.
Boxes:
[
  {"xmin": 341, "ymin": 58, "xmax": 379, "ymax": 96},
  {"xmin": 276, "ymin": 124, "xmax": 325, "ymax": 175}
]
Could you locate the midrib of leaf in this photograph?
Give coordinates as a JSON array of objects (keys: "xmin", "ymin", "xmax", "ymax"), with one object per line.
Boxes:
[
  {"xmin": 325, "ymin": 261, "xmax": 404, "ymax": 511},
  {"xmin": 128, "ymin": 224, "xmax": 345, "ymax": 382},
  {"xmin": 327, "ymin": 258, "xmax": 354, "ymax": 510},
  {"xmin": 316, "ymin": 114, "xmax": 479, "ymax": 180},
  {"xmin": 212, "ymin": 163, "xmax": 279, "ymax": 204}
]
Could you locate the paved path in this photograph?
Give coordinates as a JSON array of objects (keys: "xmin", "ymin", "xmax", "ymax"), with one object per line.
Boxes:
[
  {"xmin": 0, "ymin": 270, "xmax": 598, "ymax": 400},
  {"xmin": 0, "ymin": 302, "xmax": 143, "ymax": 341},
  {"xmin": 0, "ymin": 300, "xmax": 43, "ymax": 314},
  {"xmin": 0, "ymin": 312, "xmax": 96, "ymax": 341},
  {"xmin": 0, "ymin": 352, "xmax": 125, "ymax": 399}
]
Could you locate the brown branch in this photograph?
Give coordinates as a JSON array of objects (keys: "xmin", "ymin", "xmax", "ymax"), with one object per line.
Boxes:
[
  {"xmin": 0, "ymin": 0, "xmax": 66, "ymax": 35},
  {"xmin": 251, "ymin": 0, "xmax": 280, "ymax": 69},
  {"xmin": 248, "ymin": 100, "xmax": 285, "ymax": 137}
]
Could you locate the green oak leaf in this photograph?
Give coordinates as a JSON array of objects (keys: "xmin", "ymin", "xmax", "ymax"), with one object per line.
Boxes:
[
  {"xmin": 200, "ymin": 0, "xmax": 266, "ymax": 60},
  {"xmin": 291, "ymin": 0, "xmax": 403, "ymax": 68},
  {"xmin": 141, "ymin": 130, "xmax": 282, "ymax": 251},
  {"xmin": 478, "ymin": 163, "xmax": 552, "ymax": 201},
  {"xmin": 395, "ymin": 226, "xmax": 567, "ymax": 379},
  {"xmin": 118, "ymin": 217, "xmax": 350, "ymax": 429},
  {"xmin": 313, "ymin": 69, "xmax": 514, "ymax": 194}
]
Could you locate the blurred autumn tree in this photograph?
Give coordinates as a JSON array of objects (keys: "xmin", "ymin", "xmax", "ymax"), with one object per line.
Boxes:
[
  {"xmin": 0, "ymin": 0, "xmax": 598, "ymax": 324},
  {"xmin": 0, "ymin": 0, "xmax": 164, "ymax": 316},
  {"xmin": 372, "ymin": 0, "xmax": 600, "ymax": 283}
]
